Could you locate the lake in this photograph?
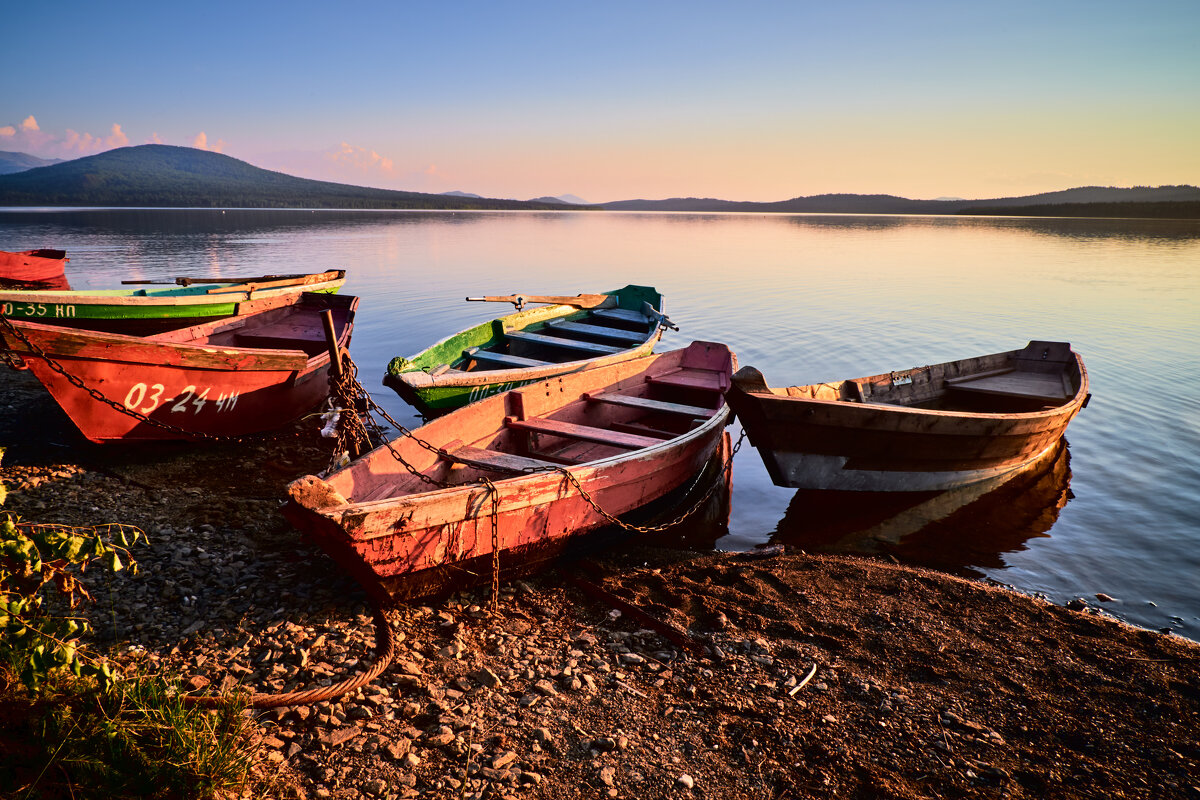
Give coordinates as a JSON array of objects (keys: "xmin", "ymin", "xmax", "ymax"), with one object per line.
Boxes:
[{"xmin": 2, "ymin": 207, "xmax": 1198, "ymax": 636}]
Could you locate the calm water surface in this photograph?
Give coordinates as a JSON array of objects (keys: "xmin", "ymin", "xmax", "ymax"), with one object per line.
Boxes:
[{"xmin": 2, "ymin": 208, "xmax": 1198, "ymax": 636}]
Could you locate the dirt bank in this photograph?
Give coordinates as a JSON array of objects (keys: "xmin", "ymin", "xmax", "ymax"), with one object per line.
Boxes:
[{"xmin": 2, "ymin": 367, "xmax": 1198, "ymax": 799}]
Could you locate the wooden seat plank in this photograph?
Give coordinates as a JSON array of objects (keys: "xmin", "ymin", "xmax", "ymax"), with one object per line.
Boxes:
[
  {"xmin": 505, "ymin": 417, "xmax": 661, "ymax": 449},
  {"xmin": 464, "ymin": 347, "xmax": 552, "ymax": 368},
  {"xmin": 646, "ymin": 368, "xmax": 729, "ymax": 393},
  {"xmin": 505, "ymin": 330, "xmax": 623, "ymax": 355},
  {"xmin": 590, "ymin": 308, "xmax": 650, "ymax": 326},
  {"xmin": 546, "ymin": 319, "xmax": 646, "ymax": 345},
  {"xmin": 947, "ymin": 371, "xmax": 1069, "ymax": 401},
  {"xmin": 441, "ymin": 445, "xmax": 558, "ymax": 472},
  {"xmin": 584, "ymin": 391, "xmax": 717, "ymax": 417}
]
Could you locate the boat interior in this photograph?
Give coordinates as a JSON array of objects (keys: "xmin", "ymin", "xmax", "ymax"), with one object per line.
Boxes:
[
  {"xmin": 342, "ymin": 344, "xmax": 732, "ymax": 503},
  {"xmin": 148, "ymin": 292, "xmax": 357, "ymax": 358},
  {"xmin": 780, "ymin": 342, "xmax": 1084, "ymax": 414},
  {"xmin": 450, "ymin": 302, "xmax": 661, "ymax": 374}
]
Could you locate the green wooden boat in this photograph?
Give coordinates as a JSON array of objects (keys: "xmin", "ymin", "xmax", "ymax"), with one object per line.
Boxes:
[
  {"xmin": 384, "ymin": 285, "xmax": 670, "ymax": 416},
  {"xmin": 0, "ymin": 270, "xmax": 345, "ymax": 334}
]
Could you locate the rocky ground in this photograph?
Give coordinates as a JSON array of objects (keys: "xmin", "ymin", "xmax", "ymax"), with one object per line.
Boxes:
[{"xmin": 2, "ymin": 368, "xmax": 1199, "ymax": 800}]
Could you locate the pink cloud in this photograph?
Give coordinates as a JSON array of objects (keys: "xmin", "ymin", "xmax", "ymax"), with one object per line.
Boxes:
[
  {"xmin": 192, "ymin": 132, "xmax": 226, "ymax": 153},
  {"xmin": 326, "ymin": 142, "xmax": 395, "ymax": 175}
]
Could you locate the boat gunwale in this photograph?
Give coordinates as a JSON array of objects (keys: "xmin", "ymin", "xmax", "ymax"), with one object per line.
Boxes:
[
  {"xmin": 734, "ymin": 351, "xmax": 1089, "ymax": 424},
  {"xmin": 314, "ymin": 404, "xmax": 732, "ymax": 517},
  {"xmin": 3, "ymin": 292, "xmax": 358, "ymax": 372},
  {"xmin": 388, "ymin": 286, "xmax": 666, "ymax": 389},
  {"xmin": 0, "ymin": 271, "xmax": 346, "ymax": 307}
]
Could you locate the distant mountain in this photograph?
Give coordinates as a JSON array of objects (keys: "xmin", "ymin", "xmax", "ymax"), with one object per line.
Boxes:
[
  {"xmin": 600, "ymin": 186, "xmax": 1200, "ymax": 217},
  {"xmin": 0, "ymin": 150, "xmax": 63, "ymax": 175},
  {"xmin": 0, "ymin": 145, "xmax": 574, "ymax": 210},
  {"xmin": 1, "ymin": 146, "xmax": 1194, "ymax": 217}
]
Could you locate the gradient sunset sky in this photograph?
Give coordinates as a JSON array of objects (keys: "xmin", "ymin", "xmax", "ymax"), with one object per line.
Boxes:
[{"xmin": 5, "ymin": 0, "xmax": 1198, "ymax": 203}]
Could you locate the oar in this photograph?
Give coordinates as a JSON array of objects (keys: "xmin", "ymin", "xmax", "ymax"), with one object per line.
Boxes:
[{"xmin": 465, "ymin": 293, "xmax": 611, "ymax": 311}]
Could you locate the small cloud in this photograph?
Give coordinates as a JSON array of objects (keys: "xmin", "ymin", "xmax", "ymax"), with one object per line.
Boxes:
[
  {"xmin": 21, "ymin": 116, "xmax": 39, "ymax": 132},
  {"xmin": 147, "ymin": 132, "xmax": 163, "ymax": 144},
  {"xmin": 0, "ymin": 126, "xmax": 14, "ymax": 138},
  {"xmin": 107, "ymin": 123, "xmax": 128, "ymax": 148},
  {"xmin": 192, "ymin": 132, "xmax": 226, "ymax": 153},
  {"xmin": 326, "ymin": 142, "xmax": 395, "ymax": 175},
  {"xmin": 63, "ymin": 129, "xmax": 101, "ymax": 153}
]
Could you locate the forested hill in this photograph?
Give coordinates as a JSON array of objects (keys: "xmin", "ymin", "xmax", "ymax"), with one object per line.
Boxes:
[
  {"xmin": 600, "ymin": 186, "xmax": 1200, "ymax": 218},
  {"xmin": 0, "ymin": 145, "xmax": 574, "ymax": 210}
]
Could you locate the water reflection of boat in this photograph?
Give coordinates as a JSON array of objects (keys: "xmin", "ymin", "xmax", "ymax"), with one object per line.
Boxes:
[{"xmin": 771, "ymin": 439, "xmax": 1073, "ymax": 577}]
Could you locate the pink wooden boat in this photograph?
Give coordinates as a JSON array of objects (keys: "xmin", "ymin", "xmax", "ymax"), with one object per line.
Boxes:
[
  {"xmin": 0, "ymin": 249, "xmax": 68, "ymax": 284},
  {"xmin": 0, "ymin": 292, "xmax": 356, "ymax": 443},
  {"xmin": 284, "ymin": 341, "xmax": 735, "ymax": 602}
]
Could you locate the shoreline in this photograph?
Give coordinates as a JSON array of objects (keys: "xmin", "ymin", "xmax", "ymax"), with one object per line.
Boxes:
[{"xmin": 3, "ymin": 367, "xmax": 1199, "ymax": 799}]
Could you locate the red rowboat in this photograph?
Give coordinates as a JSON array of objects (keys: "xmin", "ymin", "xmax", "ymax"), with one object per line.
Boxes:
[
  {"xmin": 0, "ymin": 249, "xmax": 68, "ymax": 284},
  {"xmin": 284, "ymin": 341, "xmax": 735, "ymax": 602},
  {"xmin": 0, "ymin": 292, "xmax": 357, "ymax": 443}
]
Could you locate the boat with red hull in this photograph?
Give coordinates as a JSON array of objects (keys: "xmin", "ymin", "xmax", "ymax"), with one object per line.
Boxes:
[
  {"xmin": 726, "ymin": 341, "xmax": 1089, "ymax": 492},
  {"xmin": 0, "ymin": 291, "xmax": 357, "ymax": 443},
  {"xmin": 0, "ymin": 249, "xmax": 68, "ymax": 284},
  {"xmin": 284, "ymin": 341, "xmax": 735, "ymax": 603}
]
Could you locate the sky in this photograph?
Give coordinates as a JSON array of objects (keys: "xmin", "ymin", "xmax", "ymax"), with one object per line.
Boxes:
[{"xmin": 4, "ymin": 0, "xmax": 1199, "ymax": 203}]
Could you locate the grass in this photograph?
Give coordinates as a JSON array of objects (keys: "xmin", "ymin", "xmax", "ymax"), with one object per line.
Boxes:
[{"xmin": 0, "ymin": 667, "xmax": 265, "ymax": 800}]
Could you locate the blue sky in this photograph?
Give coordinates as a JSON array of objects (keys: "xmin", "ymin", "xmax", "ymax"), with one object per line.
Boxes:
[{"xmin": 5, "ymin": 0, "xmax": 1198, "ymax": 202}]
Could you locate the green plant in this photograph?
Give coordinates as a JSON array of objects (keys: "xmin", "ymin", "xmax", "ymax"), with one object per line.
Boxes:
[{"xmin": 0, "ymin": 516, "xmax": 143, "ymax": 691}]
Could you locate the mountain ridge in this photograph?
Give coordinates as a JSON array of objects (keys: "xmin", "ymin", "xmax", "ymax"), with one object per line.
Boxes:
[
  {"xmin": 1, "ymin": 145, "xmax": 1196, "ymax": 217},
  {"xmin": 0, "ymin": 145, "xmax": 575, "ymax": 211}
]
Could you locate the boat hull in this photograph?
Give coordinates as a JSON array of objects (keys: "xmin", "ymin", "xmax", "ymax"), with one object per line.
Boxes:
[
  {"xmin": 287, "ymin": 341, "xmax": 734, "ymax": 602},
  {"xmin": 0, "ymin": 249, "xmax": 68, "ymax": 284},
  {"xmin": 727, "ymin": 341, "xmax": 1089, "ymax": 492},
  {"xmin": 0, "ymin": 270, "xmax": 345, "ymax": 335},
  {"xmin": 1, "ymin": 293, "xmax": 356, "ymax": 443}
]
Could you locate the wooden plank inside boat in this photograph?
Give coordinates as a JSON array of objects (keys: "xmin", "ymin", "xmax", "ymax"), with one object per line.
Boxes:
[
  {"xmin": 505, "ymin": 330, "xmax": 623, "ymax": 355},
  {"xmin": 504, "ymin": 417, "xmax": 663, "ymax": 449}
]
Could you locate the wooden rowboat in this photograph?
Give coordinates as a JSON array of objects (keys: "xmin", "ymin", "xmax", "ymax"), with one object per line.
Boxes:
[
  {"xmin": 0, "ymin": 249, "xmax": 68, "ymax": 284},
  {"xmin": 0, "ymin": 270, "xmax": 346, "ymax": 335},
  {"xmin": 285, "ymin": 340, "xmax": 735, "ymax": 602},
  {"xmin": 726, "ymin": 341, "xmax": 1089, "ymax": 492},
  {"xmin": 383, "ymin": 285, "xmax": 669, "ymax": 415},
  {"xmin": 0, "ymin": 291, "xmax": 357, "ymax": 443}
]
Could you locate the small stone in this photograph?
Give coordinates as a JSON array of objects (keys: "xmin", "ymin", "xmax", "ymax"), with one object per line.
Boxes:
[
  {"xmin": 619, "ymin": 653, "xmax": 646, "ymax": 666},
  {"xmin": 492, "ymin": 750, "xmax": 518, "ymax": 769},
  {"xmin": 533, "ymin": 679, "xmax": 558, "ymax": 696},
  {"xmin": 677, "ymin": 773, "xmax": 695, "ymax": 790},
  {"xmin": 473, "ymin": 667, "xmax": 504, "ymax": 689},
  {"xmin": 401, "ymin": 752, "xmax": 421, "ymax": 768},
  {"xmin": 1095, "ymin": 592, "xmax": 1115, "ymax": 603},
  {"xmin": 599, "ymin": 765, "xmax": 617, "ymax": 787}
]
